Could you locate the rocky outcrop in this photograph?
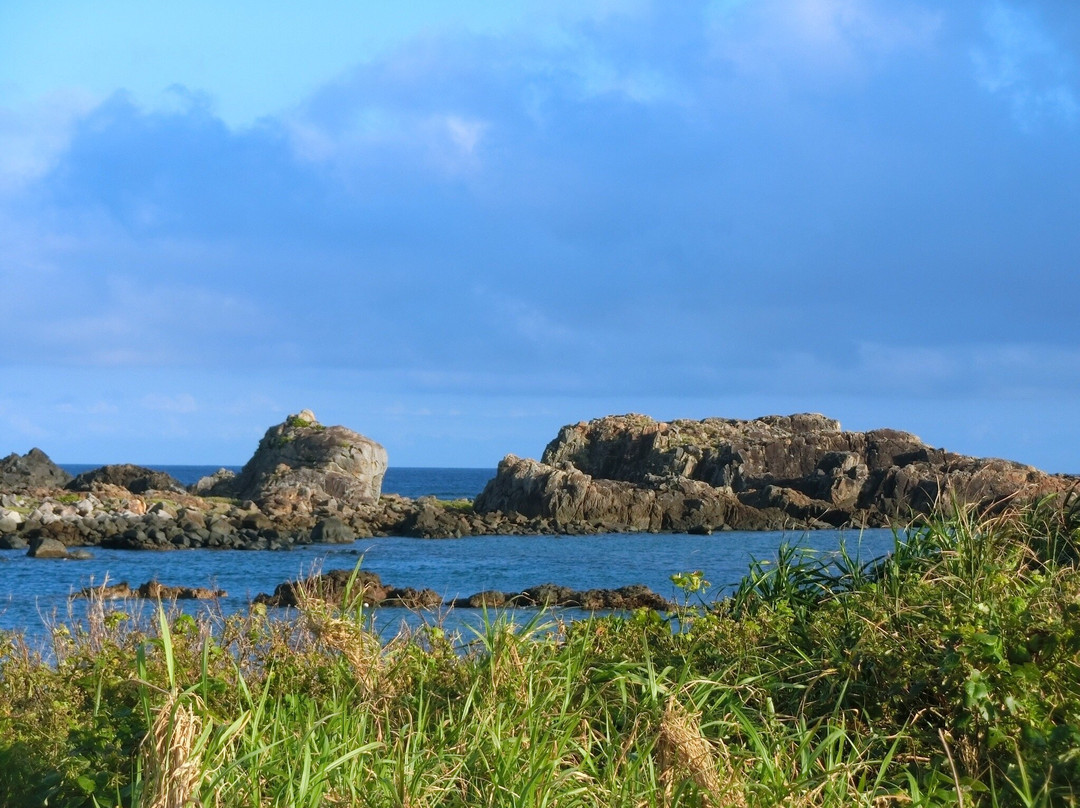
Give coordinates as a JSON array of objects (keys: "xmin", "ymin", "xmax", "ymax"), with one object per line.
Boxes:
[
  {"xmin": 74, "ymin": 580, "xmax": 226, "ymax": 600},
  {"xmin": 253, "ymin": 569, "xmax": 674, "ymax": 611},
  {"xmin": 67, "ymin": 464, "xmax": 186, "ymax": 495},
  {"xmin": 476, "ymin": 413, "xmax": 1076, "ymax": 530},
  {"xmin": 215, "ymin": 410, "xmax": 388, "ymax": 521},
  {"xmin": 473, "ymin": 455, "xmax": 793, "ymax": 533},
  {"xmin": 0, "ymin": 448, "xmax": 72, "ymax": 490},
  {"xmin": 189, "ymin": 468, "xmax": 236, "ymax": 496}
]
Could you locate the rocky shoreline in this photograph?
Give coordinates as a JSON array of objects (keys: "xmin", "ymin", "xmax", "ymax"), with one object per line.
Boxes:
[
  {"xmin": 1, "ymin": 409, "xmax": 1075, "ymax": 554},
  {"xmin": 67, "ymin": 571, "xmax": 675, "ymax": 613}
]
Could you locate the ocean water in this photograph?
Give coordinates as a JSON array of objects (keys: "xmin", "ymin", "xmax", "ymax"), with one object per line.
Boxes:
[
  {"xmin": 3, "ymin": 467, "xmax": 901, "ymax": 645},
  {"xmin": 59, "ymin": 464, "xmax": 495, "ymax": 500}
]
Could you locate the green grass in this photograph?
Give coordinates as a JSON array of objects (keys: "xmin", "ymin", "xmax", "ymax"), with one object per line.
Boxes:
[
  {"xmin": 0, "ymin": 498, "xmax": 1078, "ymax": 806},
  {"xmin": 438, "ymin": 498, "xmax": 475, "ymax": 514}
]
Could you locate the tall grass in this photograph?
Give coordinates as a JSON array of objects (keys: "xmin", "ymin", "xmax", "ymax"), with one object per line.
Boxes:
[{"xmin": 0, "ymin": 497, "xmax": 1077, "ymax": 807}]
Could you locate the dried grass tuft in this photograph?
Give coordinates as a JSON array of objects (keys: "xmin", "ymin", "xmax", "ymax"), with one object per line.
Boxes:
[
  {"xmin": 304, "ymin": 609, "xmax": 383, "ymax": 690},
  {"xmin": 656, "ymin": 697, "xmax": 741, "ymax": 808},
  {"xmin": 142, "ymin": 691, "xmax": 204, "ymax": 808}
]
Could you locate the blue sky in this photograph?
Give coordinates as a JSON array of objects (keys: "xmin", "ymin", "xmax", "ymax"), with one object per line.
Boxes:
[{"xmin": 1, "ymin": 0, "xmax": 1078, "ymax": 470}]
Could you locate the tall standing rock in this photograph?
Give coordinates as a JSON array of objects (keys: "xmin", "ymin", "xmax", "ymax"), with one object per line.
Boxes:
[{"xmin": 225, "ymin": 410, "xmax": 387, "ymax": 517}]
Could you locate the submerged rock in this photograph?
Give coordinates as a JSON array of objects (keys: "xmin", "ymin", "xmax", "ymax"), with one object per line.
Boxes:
[
  {"xmin": 253, "ymin": 569, "xmax": 675, "ymax": 612},
  {"xmin": 73, "ymin": 580, "xmax": 226, "ymax": 600},
  {"xmin": 27, "ymin": 536, "xmax": 73, "ymax": 559}
]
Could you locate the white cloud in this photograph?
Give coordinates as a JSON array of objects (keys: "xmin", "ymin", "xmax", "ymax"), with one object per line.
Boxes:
[
  {"xmin": 0, "ymin": 91, "xmax": 97, "ymax": 193},
  {"xmin": 971, "ymin": 1, "xmax": 1078, "ymax": 129},
  {"xmin": 443, "ymin": 114, "xmax": 487, "ymax": 155},
  {"xmin": 706, "ymin": 0, "xmax": 941, "ymax": 81}
]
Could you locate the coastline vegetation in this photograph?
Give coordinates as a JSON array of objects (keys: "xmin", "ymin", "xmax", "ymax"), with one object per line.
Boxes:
[{"xmin": 1, "ymin": 500, "xmax": 1077, "ymax": 807}]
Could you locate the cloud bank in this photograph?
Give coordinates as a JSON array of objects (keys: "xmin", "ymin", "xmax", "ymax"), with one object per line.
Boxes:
[{"xmin": 1, "ymin": 0, "xmax": 1078, "ymax": 468}]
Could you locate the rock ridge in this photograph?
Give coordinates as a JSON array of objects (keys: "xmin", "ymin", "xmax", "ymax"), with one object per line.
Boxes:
[{"xmin": 476, "ymin": 413, "xmax": 1075, "ymax": 532}]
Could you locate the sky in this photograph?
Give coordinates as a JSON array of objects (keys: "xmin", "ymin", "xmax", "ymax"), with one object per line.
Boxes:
[{"xmin": 1, "ymin": 0, "xmax": 1078, "ymax": 471}]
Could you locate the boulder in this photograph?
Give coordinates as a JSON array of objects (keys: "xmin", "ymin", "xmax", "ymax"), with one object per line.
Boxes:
[
  {"xmin": 0, "ymin": 508, "xmax": 23, "ymax": 533},
  {"xmin": 0, "ymin": 448, "xmax": 72, "ymax": 490},
  {"xmin": 220, "ymin": 410, "xmax": 387, "ymax": 514},
  {"xmin": 311, "ymin": 516, "xmax": 354, "ymax": 544},
  {"xmin": 67, "ymin": 464, "xmax": 186, "ymax": 495},
  {"xmin": 27, "ymin": 536, "xmax": 70, "ymax": 559},
  {"xmin": 190, "ymin": 468, "xmax": 237, "ymax": 496}
]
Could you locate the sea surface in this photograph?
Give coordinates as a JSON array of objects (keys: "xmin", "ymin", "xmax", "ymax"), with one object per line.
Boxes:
[
  {"xmin": 2, "ymin": 467, "xmax": 902, "ymax": 645},
  {"xmin": 59, "ymin": 464, "xmax": 495, "ymax": 500}
]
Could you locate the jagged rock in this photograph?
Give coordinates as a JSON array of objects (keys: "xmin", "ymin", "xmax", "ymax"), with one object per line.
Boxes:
[
  {"xmin": 253, "ymin": 569, "xmax": 389, "ymax": 608},
  {"xmin": 382, "ymin": 587, "xmax": 443, "ymax": 608},
  {"xmin": 474, "ymin": 454, "xmax": 790, "ymax": 532},
  {"xmin": 136, "ymin": 580, "xmax": 226, "ymax": 600},
  {"xmin": 0, "ymin": 448, "xmax": 72, "ymax": 490},
  {"xmin": 452, "ymin": 583, "xmax": 674, "ymax": 611},
  {"xmin": 464, "ymin": 590, "xmax": 506, "ymax": 608},
  {"xmin": 253, "ymin": 571, "xmax": 674, "ymax": 612},
  {"xmin": 217, "ymin": 411, "xmax": 387, "ymax": 518},
  {"xmin": 477, "ymin": 413, "xmax": 1075, "ymax": 530},
  {"xmin": 67, "ymin": 464, "xmax": 186, "ymax": 495},
  {"xmin": 75, "ymin": 581, "xmax": 134, "ymax": 599},
  {"xmin": 190, "ymin": 468, "xmax": 237, "ymax": 496},
  {"xmin": 73, "ymin": 580, "xmax": 225, "ymax": 599}
]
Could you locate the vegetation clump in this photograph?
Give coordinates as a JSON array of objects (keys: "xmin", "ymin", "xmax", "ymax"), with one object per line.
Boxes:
[
  {"xmin": 438, "ymin": 498, "xmax": 474, "ymax": 514},
  {"xmin": 0, "ymin": 498, "xmax": 1077, "ymax": 806}
]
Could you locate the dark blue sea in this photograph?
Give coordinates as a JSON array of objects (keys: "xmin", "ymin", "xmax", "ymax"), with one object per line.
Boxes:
[
  {"xmin": 1, "ymin": 466, "xmax": 901, "ymax": 645},
  {"xmin": 59, "ymin": 465, "xmax": 495, "ymax": 500}
]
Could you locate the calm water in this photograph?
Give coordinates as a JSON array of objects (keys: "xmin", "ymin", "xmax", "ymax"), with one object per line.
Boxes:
[
  {"xmin": 59, "ymin": 465, "xmax": 495, "ymax": 500},
  {"xmin": 4, "ymin": 468, "xmax": 900, "ymax": 644}
]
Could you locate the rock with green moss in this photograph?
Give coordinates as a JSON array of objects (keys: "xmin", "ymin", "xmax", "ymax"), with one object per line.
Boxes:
[
  {"xmin": 477, "ymin": 412, "xmax": 1075, "ymax": 530},
  {"xmin": 215, "ymin": 410, "xmax": 388, "ymax": 518}
]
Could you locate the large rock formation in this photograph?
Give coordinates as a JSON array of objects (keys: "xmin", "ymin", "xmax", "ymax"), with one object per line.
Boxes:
[
  {"xmin": 0, "ymin": 448, "xmax": 72, "ymax": 490},
  {"xmin": 475, "ymin": 413, "xmax": 1075, "ymax": 531},
  {"xmin": 211, "ymin": 410, "xmax": 388, "ymax": 520}
]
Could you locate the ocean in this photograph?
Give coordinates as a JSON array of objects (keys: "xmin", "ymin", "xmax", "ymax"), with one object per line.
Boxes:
[
  {"xmin": 58, "ymin": 464, "xmax": 495, "ymax": 500},
  {"xmin": 1, "ymin": 466, "xmax": 901, "ymax": 644}
]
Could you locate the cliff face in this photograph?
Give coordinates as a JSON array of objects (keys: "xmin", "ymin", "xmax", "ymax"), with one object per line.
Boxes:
[{"xmin": 476, "ymin": 413, "xmax": 1073, "ymax": 531}]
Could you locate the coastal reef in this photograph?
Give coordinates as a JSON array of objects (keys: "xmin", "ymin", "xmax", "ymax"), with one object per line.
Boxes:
[
  {"xmin": 252, "ymin": 568, "xmax": 675, "ymax": 611},
  {"xmin": 476, "ymin": 413, "xmax": 1074, "ymax": 532},
  {"xmin": 0, "ymin": 410, "xmax": 1074, "ymax": 551}
]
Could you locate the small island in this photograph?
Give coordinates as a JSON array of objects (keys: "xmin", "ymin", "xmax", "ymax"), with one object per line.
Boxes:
[{"xmin": 1, "ymin": 409, "xmax": 1074, "ymax": 554}]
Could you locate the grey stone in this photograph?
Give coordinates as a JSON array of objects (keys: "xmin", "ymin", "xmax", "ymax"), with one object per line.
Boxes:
[
  {"xmin": 27, "ymin": 536, "xmax": 70, "ymax": 559},
  {"xmin": 311, "ymin": 516, "xmax": 354, "ymax": 544}
]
